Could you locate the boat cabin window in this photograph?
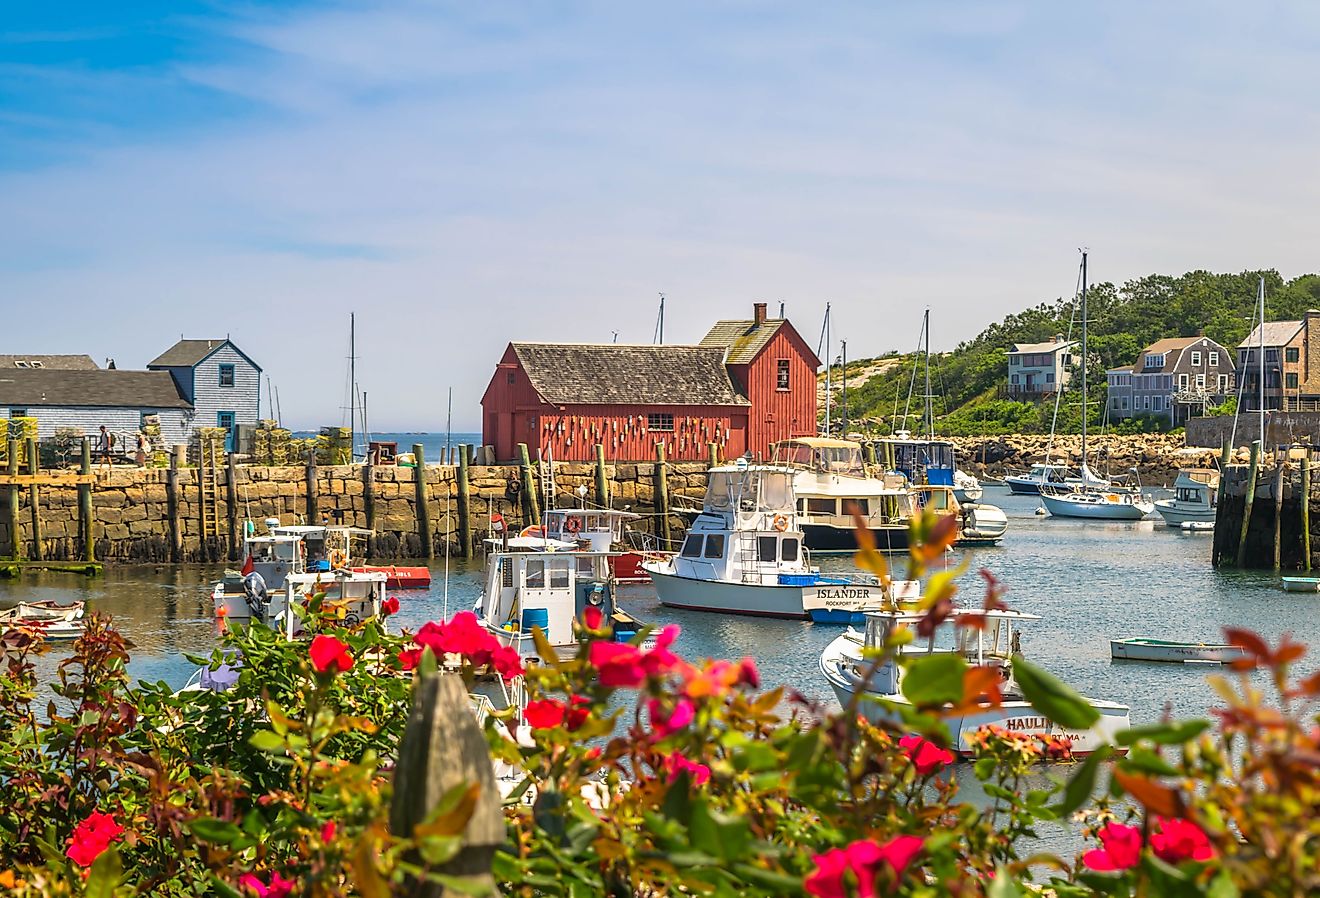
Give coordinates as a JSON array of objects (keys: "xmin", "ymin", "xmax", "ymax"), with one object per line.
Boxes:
[
  {"xmin": 1177, "ymin": 487, "xmax": 1202, "ymax": 503},
  {"xmin": 781, "ymin": 538, "xmax": 799, "ymax": 562},
  {"xmin": 681, "ymin": 534, "xmax": 704, "ymax": 558},
  {"xmin": 806, "ymin": 498, "xmax": 836, "ymax": 516},
  {"xmin": 549, "ymin": 562, "xmax": 570, "ymax": 589},
  {"xmin": 576, "ymin": 556, "xmax": 595, "ymax": 576},
  {"xmin": 758, "ymin": 536, "xmax": 777, "ymax": 562},
  {"xmin": 816, "ymin": 445, "xmax": 864, "ymax": 475},
  {"xmin": 778, "ymin": 442, "xmax": 814, "ymax": 467},
  {"xmin": 705, "ymin": 473, "xmax": 734, "ymax": 510},
  {"xmin": 526, "ymin": 559, "xmax": 545, "ymax": 589},
  {"xmin": 704, "ymin": 534, "xmax": 725, "ymax": 559}
]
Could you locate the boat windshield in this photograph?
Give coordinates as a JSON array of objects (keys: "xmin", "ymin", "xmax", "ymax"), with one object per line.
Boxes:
[{"xmin": 741, "ymin": 469, "xmax": 793, "ymax": 513}]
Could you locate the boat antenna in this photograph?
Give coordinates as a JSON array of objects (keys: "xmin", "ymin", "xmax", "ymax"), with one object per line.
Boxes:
[
  {"xmin": 266, "ymin": 375, "xmax": 275, "ymax": 424},
  {"xmin": 817, "ymin": 304, "xmax": 832, "ymax": 435},
  {"xmin": 445, "ymin": 386, "xmax": 453, "ymax": 465}
]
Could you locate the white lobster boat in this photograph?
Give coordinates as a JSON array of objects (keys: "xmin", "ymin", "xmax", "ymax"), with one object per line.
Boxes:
[
  {"xmin": 1153, "ymin": 469, "xmax": 1218, "ymax": 528},
  {"xmin": 642, "ymin": 462, "xmax": 915, "ymax": 623},
  {"xmin": 820, "ymin": 608, "xmax": 1130, "ymax": 757}
]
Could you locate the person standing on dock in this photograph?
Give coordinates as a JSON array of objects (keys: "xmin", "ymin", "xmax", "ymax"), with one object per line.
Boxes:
[
  {"xmin": 98, "ymin": 425, "xmax": 113, "ymax": 469},
  {"xmin": 135, "ymin": 432, "xmax": 148, "ymax": 467}
]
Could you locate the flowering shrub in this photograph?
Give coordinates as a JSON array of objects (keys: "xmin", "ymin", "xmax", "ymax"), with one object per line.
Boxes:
[{"xmin": 0, "ymin": 513, "xmax": 1316, "ymax": 896}]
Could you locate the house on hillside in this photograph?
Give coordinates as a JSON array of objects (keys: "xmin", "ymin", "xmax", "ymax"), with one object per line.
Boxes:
[
  {"xmin": 480, "ymin": 303, "xmax": 819, "ymax": 463},
  {"xmin": 148, "ymin": 339, "xmax": 262, "ymax": 450},
  {"xmin": 1107, "ymin": 335, "xmax": 1236, "ymax": 425},
  {"xmin": 1007, "ymin": 336, "xmax": 1075, "ymax": 398}
]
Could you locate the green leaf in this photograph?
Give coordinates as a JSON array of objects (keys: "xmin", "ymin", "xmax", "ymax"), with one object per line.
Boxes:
[
  {"xmin": 189, "ymin": 817, "xmax": 243, "ymax": 845},
  {"xmin": 901, "ymin": 652, "xmax": 968, "ymax": 708},
  {"xmin": 1011, "ymin": 655, "xmax": 1099, "ymax": 730},
  {"xmin": 248, "ymin": 730, "xmax": 286, "ymax": 753},
  {"xmin": 1053, "ymin": 744, "xmax": 1112, "ymax": 816},
  {"xmin": 689, "ymin": 798, "xmax": 751, "ymax": 863},
  {"xmin": 207, "ymin": 875, "xmax": 244, "ymax": 898},
  {"xmin": 1207, "ymin": 869, "xmax": 1241, "ymax": 898},
  {"xmin": 1122, "ymin": 745, "xmax": 1180, "ymax": 777},
  {"xmin": 987, "ymin": 866, "xmax": 1021, "ymax": 898},
  {"xmin": 417, "ymin": 833, "xmax": 463, "ymax": 866},
  {"xmin": 419, "ymin": 645, "xmax": 439, "ymax": 678},
  {"xmin": 1116, "ymin": 719, "xmax": 1209, "ymax": 746},
  {"xmin": 731, "ymin": 862, "xmax": 808, "ymax": 892},
  {"xmin": 84, "ymin": 845, "xmax": 123, "ymax": 898}
]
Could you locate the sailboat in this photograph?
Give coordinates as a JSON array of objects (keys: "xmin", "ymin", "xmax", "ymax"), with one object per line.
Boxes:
[{"xmin": 1040, "ymin": 252, "xmax": 1155, "ymax": 521}]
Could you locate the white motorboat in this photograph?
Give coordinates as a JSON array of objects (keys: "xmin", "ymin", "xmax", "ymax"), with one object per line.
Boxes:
[
  {"xmin": 820, "ymin": 609, "xmax": 1130, "ymax": 758},
  {"xmin": 1003, "ymin": 463, "xmax": 1086, "ymax": 495},
  {"xmin": 1110, "ymin": 637, "xmax": 1246, "ymax": 664},
  {"xmin": 0, "ymin": 600, "xmax": 86, "ymax": 640},
  {"xmin": 953, "ymin": 469, "xmax": 983, "ymax": 504},
  {"xmin": 1154, "ymin": 469, "xmax": 1218, "ymax": 528},
  {"xmin": 643, "ymin": 462, "xmax": 914, "ymax": 622},
  {"xmin": 475, "ymin": 549, "xmax": 646, "ymax": 654}
]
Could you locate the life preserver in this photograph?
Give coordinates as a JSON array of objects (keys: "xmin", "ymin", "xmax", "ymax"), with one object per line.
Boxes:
[
  {"xmin": 773, "ymin": 514, "xmax": 789, "ymax": 532},
  {"xmin": 506, "ymin": 477, "xmax": 522, "ymax": 496},
  {"xmin": 329, "ymin": 549, "xmax": 346, "ymax": 569},
  {"xmin": 520, "ymin": 525, "xmax": 545, "ymax": 538},
  {"xmin": 564, "ymin": 516, "xmax": 582, "ymax": 535}
]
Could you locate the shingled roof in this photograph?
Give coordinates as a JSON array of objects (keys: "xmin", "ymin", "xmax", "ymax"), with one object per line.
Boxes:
[
  {"xmin": 0, "ymin": 370, "xmax": 191, "ymax": 409},
  {"xmin": 700, "ymin": 319, "xmax": 790, "ymax": 365},
  {"xmin": 511, "ymin": 343, "xmax": 750, "ymax": 406},
  {"xmin": 0, "ymin": 355, "xmax": 98, "ymax": 370},
  {"xmin": 1239, "ymin": 321, "xmax": 1303, "ymax": 349}
]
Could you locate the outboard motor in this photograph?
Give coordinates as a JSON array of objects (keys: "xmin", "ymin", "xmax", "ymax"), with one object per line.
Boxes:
[{"xmin": 242, "ymin": 571, "xmax": 269, "ymax": 617}]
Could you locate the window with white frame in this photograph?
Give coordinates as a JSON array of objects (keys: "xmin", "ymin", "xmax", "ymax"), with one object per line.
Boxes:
[
  {"xmin": 1210, "ymin": 352, "xmax": 1219, "ymax": 366},
  {"xmin": 1191, "ymin": 351, "xmax": 1202, "ymax": 366},
  {"xmin": 1218, "ymin": 374, "xmax": 1228, "ymax": 393},
  {"xmin": 1179, "ymin": 373, "xmax": 1188, "ymax": 390},
  {"xmin": 1145, "ymin": 353, "xmax": 1165, "ymax": 368},
  {"xmin": 1195, "ymin": 373, "xmax": 1205, "ymax": 389},
  {"xmin": 1144, "ymin": 396, "xmax": 1150, "ymax": 410}
]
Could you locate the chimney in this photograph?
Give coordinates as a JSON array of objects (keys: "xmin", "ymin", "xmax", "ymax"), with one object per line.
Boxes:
[
  {"xmin": 753, "ymin": 302, "xmax": 767, "ymax": 325},
  {"xmin": 1054, "ymin": 334, "xmax": 1064, "ymax": 344},
  {"xmin": 1196, "ymin": 328, "xmax": 1205, "ymax": 337}
]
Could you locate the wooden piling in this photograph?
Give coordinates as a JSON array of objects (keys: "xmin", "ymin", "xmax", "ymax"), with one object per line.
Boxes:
[
  {"xmin": 1220, "ymin": 438, "xmax": 1231, "ymax": 470},
  {"xmin": 707, "ymin": 441, "xmax": 719, "ymax": 468},
  {"xmin": 166, "ymin": 452, "xmax": 181, "ymax": 563},
  {"xmin": 655, "ymin": 441, "xmax": 671, "ymax": 547},
  {"xmin": 363, "ymin": 460, "xmax": 376, "ymax": 559},
  {"xmin": 1302, "ymin": 454, "xmax": 1312, "ymax": 572},
  {"xmin": 305, "ymin": 450, "xmax": 319, "ymax": 525},
  {"xmin": 226, "ymin": 452, "xmax": 240, "ymax": 562},
  {"xmin": 517, "ymin": 443, "xmax": 539, "ymax": 528},
  {"xmin": 1273, "ymin": 460, "xmax": 1286, "ymax": 572},
  {"xmin": 78, "ymin": 438, "xmax": 94, "ymax": 563},
  {"xmin": 1236, "ymin": 440, "xmax": 1261, "ymax": 568},
  {"xmin": 414, "ymin": 444, "xmax": 433, "ymax": 559},
  {"xmin": 26, "ymin": 438, "xmax": 41, "ymax": 561},
  {"xmin": 456, "ymin": 444, "xmax": 473, "ymax": 559},
  {"xmin": 6, "ymin": 440, "xmax": 19, "ymax": 559},
  {"xmin": 594, "ymin": 443, "xmax": 610, "ymax": 507},
  {"xmin": 864, "ymin": 442, "xmax": 877, "ymax": 467}
]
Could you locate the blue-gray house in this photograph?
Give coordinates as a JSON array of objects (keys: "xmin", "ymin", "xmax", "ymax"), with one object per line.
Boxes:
[{"xmin": 148, "ymin": 339, "xmax": 262, "ymax": 450}]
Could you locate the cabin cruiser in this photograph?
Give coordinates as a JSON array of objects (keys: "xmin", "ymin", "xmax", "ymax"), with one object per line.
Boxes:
[
  {"xmin": 538, "ymin": 508, "xmax": 653, "ymax": 582},
  {"xmin": 820, "ymin": 608, "xmax": 1130, "ymax": 757},
  {"xmin": 877, "ymin": 432, "xmax": 982, "ymax": 504},
  {"xmin": 1153, "ymin": 469, "xmax": 1218, "ymax": 528},
  {"xmin": 642, "ymin": 462, "xmax": 915, "ymax": 622},
  {"xmin": 1003, "ymin": 463, "xmax": 1085, "ymax": 495}
]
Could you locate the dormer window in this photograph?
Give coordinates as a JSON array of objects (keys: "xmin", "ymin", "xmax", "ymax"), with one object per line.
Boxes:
[{"xmin": 1145, "ymin": 353, "xmax": 1165, "ymax": 369}]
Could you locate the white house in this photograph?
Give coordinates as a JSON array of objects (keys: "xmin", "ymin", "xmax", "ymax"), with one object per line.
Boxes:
[
  {"xmin": 1007, "ymin": 336, "xmax": 1075, "ymax": 398},
  {"xmin": 148, "ymin": 339, "xmax": 263, "ymax": 450}
]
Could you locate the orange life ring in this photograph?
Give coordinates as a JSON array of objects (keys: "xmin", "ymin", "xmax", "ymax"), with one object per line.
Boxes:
[
  {"xmin": 564, "ymin": 516, "xmax": 582, "ymax": 535},
  {"xmin": 329, "ymin": 549, "xmax": 347, "ymax": 569},
  {"xmin": 773, "ymin": 514, "xmax": 789, "ymax": 532}
]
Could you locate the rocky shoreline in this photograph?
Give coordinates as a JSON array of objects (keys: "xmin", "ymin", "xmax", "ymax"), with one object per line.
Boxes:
[{"xmin": 947, "ymin": 434, "xmax": 1218, "ymax": 488}]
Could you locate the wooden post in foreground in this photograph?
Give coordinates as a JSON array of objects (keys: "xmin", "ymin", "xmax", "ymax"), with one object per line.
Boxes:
[
  {"xmin": 79, "ymin": 438, "xmax": 95, "ymax": 563},
  {"xmin": 1302, "ymin": 454, "xmax": 1312, "ymax": 572},
  {"xmin": 414, "ymin": 444, "xmax": 433, "ymax": 559},
  {"xmin": 26, "ymin": 438, "xmax": 42, "ymax": 561},
  {"xmin": 363, "ymin": 460, "xmax": 376, "ymax": 559},
  {"xmin": 390, "ymin": 673, "xmax": 503, "ymax": 898},
  {"xmin": 6, "ymin": 440, "xmax": 19, "ymax": 560},
  {"xmin": 1236, "ymin": 440, "xmax": 1261, "ymax": 568},
  {"xmin": 1219, "ymin": 438, "xmax": 1231, "ymax": 470},
  {"xmin": 594, "ymin": 443, "xmax": 610, "ymax": 508},
  {"xmin": 305, "ymin": 450, "xmax": 319, "ymax": 526},
  {"xmin": 655, "ymin": 441, "xmax": 671, "ymax": 547},
  {"xmin": 456, "ymin": 445, "xmax": 473, "ymax": 559},
  {"xmin": 226, "ymin": 452, "xmax": 240, "ymax": 562}
]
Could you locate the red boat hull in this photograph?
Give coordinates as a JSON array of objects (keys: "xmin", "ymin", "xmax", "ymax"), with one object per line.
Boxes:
[
  {"xmin": 351, "ymin": 566, "xmax": 432, "ymax": 589},
  {"xmin": 611, "ymin": 552, "xmax": 654, "ymax": 584}
]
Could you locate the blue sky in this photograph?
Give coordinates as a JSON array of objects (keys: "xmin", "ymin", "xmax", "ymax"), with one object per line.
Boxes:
[{"xmin": 3, "ymin": 1, "xmax": 1320, "ymax": 429}]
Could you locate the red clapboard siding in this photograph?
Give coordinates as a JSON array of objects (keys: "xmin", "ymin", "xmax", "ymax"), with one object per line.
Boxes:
[{"xmin": 729, "ymin": 325, "xmax": 819, "ymax": 459}]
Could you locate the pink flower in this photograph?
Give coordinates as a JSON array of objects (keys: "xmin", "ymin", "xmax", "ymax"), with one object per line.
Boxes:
[
  {"xmin": 805, "ymin": 836, "xmax": 924, "ymax": 898},
  {"xmin": 309, "ymin": 635, "xmax": 353, "ymax": 674},
  {"xmin": 590, "ymin": 641, "xmax": 647, "ymax": 688},
  {"xmin": 320, "ymin": 821, "xmax": 336, "ymax": 842},
  {"xmin": 491, "ymin": 645, "xmax": 524, "ymax": 681},
  {"xmin": 414, "ymin": 612, "xmax": 499, "ymax": 667},
  {"xmin": 239, "ymin": 872, "xmax": 295, "ymax": 897},
  {"xmin": 582, "ymin": 606, "xmax": 603, "ymax": 630},
  {"xmin": 1150, "ymin": 817, "xmax": 1215, "ymax": 864},
  {"xmin": 647, "ymin": 698, "xmax": 695, "ymax": 738},
  {"xmin": 1083, "ymin": 822, "xmax": 1143, "ymax": 872},
  {"xmin": 565, "ymin": 695, "xmax": 591, "ymax": 731},
  {"xmin": 397, "ymin": 647, "xmax": 421, "ymax": 671},
  {"xmin": 736, "ymin": 657, "xmax": 760, "ymax": 689},
  {"xmin": 662, "ymin": 753, "xmax": 710, "ymax": 785},
  {"xmin": 898, "ymin": 735, "xmax": 954, "ymax": 776},
  {"xmin": 66, "ymin": 811, "xmax": 125, "ymax": 867},
  {"xmin": 381, "ymin": 596, "xmax": 400, "ymax": 616},
  {"xmin": 524, "ymin": 699, "xmax": 566, "ymax": 730}
]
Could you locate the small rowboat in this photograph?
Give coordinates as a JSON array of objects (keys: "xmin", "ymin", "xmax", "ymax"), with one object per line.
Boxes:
[
  {"xmin": 1179, "ymin": 521, "xmax": 1214, "ymax": 533},
  {"xmin": 1110, "ymin": 637, "xmax": 1246, "ymax": 664},
  {"xmin": 0, "ymin": 600, "xmax": 86, "ymax": 641},
  {"xmin": 1281, "ymin": 576, "xmax": 1320, "ymax": 593}
]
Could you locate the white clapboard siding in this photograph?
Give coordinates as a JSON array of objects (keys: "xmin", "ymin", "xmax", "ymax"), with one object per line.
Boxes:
[
  {"xmin": 0, "ymin": 406, "xmax": 193, "ymax": 447},
  {"xmin": 191, "ymin": 344, "xmax": 261, "ymax": 429}
]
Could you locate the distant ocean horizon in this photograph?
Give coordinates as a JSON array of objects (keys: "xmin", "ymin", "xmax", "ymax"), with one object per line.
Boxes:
[{"xmin": 292, "ymin": 431, "xmax": 483, "ymax": 461}]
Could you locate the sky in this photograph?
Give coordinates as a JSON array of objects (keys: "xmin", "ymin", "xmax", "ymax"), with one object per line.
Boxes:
[{"xmin": 4, "ymin": 1, "xmax": 1320, "ymax": 430}]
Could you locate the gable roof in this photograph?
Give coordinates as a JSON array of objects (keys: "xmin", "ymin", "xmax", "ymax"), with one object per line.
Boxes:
[
  {"xmin": 0, "ymin": 354, "xmax": 98, "ymax": 370},
  {"xmin": 148, "ymin": 339, "xmax": 262, "ymax": 372},
  {"xmin": 1135, "ymin": 337, "xmax": 1200, "ymax": 372},
  {"xmin": 510, "ymin": 343, "xmax": 750, "ymax": 406},
  {"xmin": 1239, "ymin": 321, "xmax": 1303, "ymax": 349},
  {"xmin": 700, "ymin": 319, "xmax": 794, "ymax": 365},
  {"xmin": 1009, "ymin": 339, "xmax": 1076, "ymax": 354},
  {"xmin": 0, "ymin": 370, "xmax": 191, "ymax": 409}
]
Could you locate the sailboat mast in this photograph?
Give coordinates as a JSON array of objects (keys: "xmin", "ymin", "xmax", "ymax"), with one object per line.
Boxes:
[
  {"xmin": 349, "ymin": 312, "xmax": 356, "ymax": 462},
  {"xmin": 1259, "ymin": 276, "xmax": 1265, "ymax": 449},
  {"xmin": 822, "ymin": 304, "xmax": 832, "ymax": 435},
  {"xmin": 841, "ymin": 339, "xmax": 848, "ymax": 434},
  {"xmin": 923, "ymin": 308, "xmax": 933, "ymax": 437},
  {"xmin": 1080, "ymin": 252, "xmax": 1088, "ymax": 467}
]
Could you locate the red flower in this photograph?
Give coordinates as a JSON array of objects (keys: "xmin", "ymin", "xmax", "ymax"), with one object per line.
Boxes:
[
  {"xmin": 565, "ymin": 695, "xmax": 591, "ymax": 731},
  {"xmin": 524, "ymin": 699, "xmax": 567, "ymax": 729},
  {"xmin": 320, "ymin": 821, "xmax": 336, "ymax": 842},
  {"xmin": 662, "ymin": 752, "xmax": 710, "ymax": 785},
  {"xmin": 309, "ymin": 635, "xmax": 353, "ymax": 674},
  {"xmin": 381, "ymin": 596, "xmax": 400, "ymax": 616},
  {"xmin": 414, "ymin": 621, "xmax": 446, "ymax": 655},
  {"xmin": 1150, "ymin": 817, "xmax": 1215, "ymax": 864},
  {"xmin": 805, "ymin": 836, "xmax": 924, "ymax": 898},
  {"xmin": 66, "ymin": 811, "xmax": 125, "ymax": 867},
  {"xmin": 736, "ymin": 656, "xmax": 760, "ymax": 689},
  {"xmin": 582, "ymin": 606, "xmax": 603, "ymax": 630},
  {"xmin": 491, "ymin": 645, "xmax": 524, "ymax": 681},
  {"xmin": 898, "ymin": 735, "xmax": 954, "ymax": 776},
  {"xmin": 397, "ymin": 647, "xmax": 421, "ymax": 671},
  {"xmin": 647, "ymin": 697, "xmax": 695, "ymax": 738},
  {"xmin": 414, "ymin": 612, "xmax": 499, "ymax": 667},
  {"xmin": 1083, "ymin": 822, "xmax": 1142, "ymax": 872},
  {"xmin": 239, "ymin": 872, "xmax": 295, "ymax": 898},
  {"xmin": 590, "ymin": 641, "xmax": 646, "ymax": 688}
]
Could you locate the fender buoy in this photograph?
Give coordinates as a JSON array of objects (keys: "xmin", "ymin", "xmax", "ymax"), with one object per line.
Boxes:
[
  {"xmin": 773, "ymin": 514, "xmax": 789, "ymax": 532},
  {"xmin": 329, "ymin": 549, "xmax": 347, "ymax": 569}
]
